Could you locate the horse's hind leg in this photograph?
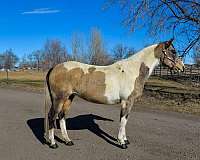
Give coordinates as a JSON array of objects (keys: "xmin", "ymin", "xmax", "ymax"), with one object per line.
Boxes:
[
  {"xmin": 58, "ymin": 94, "xmax": 74, "ymax": 146},
  {"xmin": 48, "ymin": 99, "xmax": 63, "ymax": 149},
  {"xmin": 48, "ymin": 107, "xmax": 57, "ymax": 148}
]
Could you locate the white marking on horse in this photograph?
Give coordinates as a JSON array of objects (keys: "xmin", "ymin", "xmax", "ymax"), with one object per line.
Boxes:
[
  {"xmin": 49, "ymin": 129, "xmax": 55, "ymax": 145},
  {"xmin": 118, "ymin": 116, "xmax": 127, "ymax": 144},
  {"xmin": 59, "ymin": 118, "xmax": 71, "ymax": 142}
]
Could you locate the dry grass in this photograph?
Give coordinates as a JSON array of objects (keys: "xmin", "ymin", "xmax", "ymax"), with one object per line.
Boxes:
[
  {"xmin": 0, "ymin": 71, "xmax": 45, "ymax": 91},
  {"xmin": 147, "ymin": 76, "xmax": 197, "ymax": 90},
  {"xmin": 136, "ymin": 96, "xmax": 200, "ymax": 116},
  {"xmin": 146, "ymin": 76, "xmax": 200, "ymax": 94},
  {"xmin": 0, "ymin": 71, "xmax": 44, "ymax": 81}
]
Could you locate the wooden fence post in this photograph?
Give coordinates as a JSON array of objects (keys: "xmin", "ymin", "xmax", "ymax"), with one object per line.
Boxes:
[
  {"xmin": 6, "ymin": 69, "xmax": 9, "ymax": 84},
  {"xmin": 190, "ymin": 65, "xmax": 192, "ymax": 84},
  {"xmin": 159, "ymin": 64, "xmax": 161, "ymax": 77}
]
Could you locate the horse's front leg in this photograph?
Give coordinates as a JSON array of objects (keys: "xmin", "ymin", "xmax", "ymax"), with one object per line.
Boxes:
[{"xmin": 118, "ymin": 100, "xmax": 132, "ymax": 149}]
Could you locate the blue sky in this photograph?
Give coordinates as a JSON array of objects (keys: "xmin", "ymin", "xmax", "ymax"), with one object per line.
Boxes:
[{"xmin": 0, "ymin": 0, "xmax": 193, "ymax": 63}]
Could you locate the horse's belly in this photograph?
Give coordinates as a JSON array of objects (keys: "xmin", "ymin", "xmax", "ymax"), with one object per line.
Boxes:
[
  {"xmin": 104, "ymin": 85, "xmax": 121, "ymax": 104},
  {"xmin": 77, "ymin": 82, "xmax": 120, "ymax": 105},
  {"xmin": 79, "ymin": 95, "xmax": 120, "ymax": 105}
]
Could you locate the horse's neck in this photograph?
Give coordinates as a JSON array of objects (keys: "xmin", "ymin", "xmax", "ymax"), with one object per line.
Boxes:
[{"xmin": 128, "ymin": 45, "xmax": 160, "ymax": 76}]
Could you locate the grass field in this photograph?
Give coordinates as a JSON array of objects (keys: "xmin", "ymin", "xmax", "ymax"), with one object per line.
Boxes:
[
  {"xmin": 0, "ymin": 71, "xmax": 44, "ymax": 88},
  {"xmin": 0, "ymin": 70, "xmax": 44, "ymax": 80},
  {"xmin": 0, "ymin": 70, "xmax": 199, "ymax": 115}
]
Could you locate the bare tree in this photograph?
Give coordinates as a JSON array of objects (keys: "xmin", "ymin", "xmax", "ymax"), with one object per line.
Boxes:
[
  {"xmin": 19, "ymin": 53, "xmax": 30, "ymax": 69},
  {"xmin": 113, "ymin": 43, "xmax": 128, "ymax": 61},
  {"xmin": 193, "ymin": 43, "xmax": 200, "ymax": 65},
  {"xmin": 106, "ymin": 0, "xmax": 200, "ymax": 56},
  {"xmin": 0, "ymin": 54, "xmax": 4, "ymax": 69},
  {"xmin": 71, "ymin": 33, "xmax": 86, "ymax": 62},
  {"xmin": 43, "ymin": 39, "xmax": 68, "ymax": 69},
  {"xmin": 126, "ymin": 47, "xmax": 136, "ymax": 58},
  {"xmin": 3, "ymin": 49, "xmax": 18, "ymax": 70},
  {"xmin": 88, "ymin": 28, "xmax": 111, "ymax": 65},
  {"xmin": 1, "ymin": 49, "xmax": 18, "ymax": 83},
  {"xmin": 32, "ymin": 50, "xmax": 43, "ymax": 71},
  {"xmin": 27, "ymin": 53, "xmax": 34, "ymax": 69}
]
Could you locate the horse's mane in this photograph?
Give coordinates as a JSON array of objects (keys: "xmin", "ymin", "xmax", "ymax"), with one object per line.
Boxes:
[{"xmin": 115, "ymin": 44, "xmax": 157, "ymax": 64}]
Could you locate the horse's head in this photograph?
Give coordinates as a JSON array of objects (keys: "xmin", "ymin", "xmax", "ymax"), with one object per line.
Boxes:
[{"xmin": 157, "ymin": 39, "xmax": 185, "ymax": 72}]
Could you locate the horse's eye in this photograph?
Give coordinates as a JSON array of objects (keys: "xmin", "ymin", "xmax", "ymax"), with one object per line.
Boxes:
[{"xmin": 171, "ymin": 50, "xmax": 176, "ymax": 55}]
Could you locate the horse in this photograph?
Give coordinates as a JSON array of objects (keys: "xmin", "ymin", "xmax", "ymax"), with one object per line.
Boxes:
[{"xmin": 44, "ymin": 39, "xmax": 185, "ymax": 149}]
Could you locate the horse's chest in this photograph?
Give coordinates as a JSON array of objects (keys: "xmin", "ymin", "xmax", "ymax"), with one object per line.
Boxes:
[
  {"xmin": 103, "ymin": 76, "xmax": 121, "ymax": 104},
  {"xmin": 126, "ymin": 62, "xmax": 150, "ymax": 103},
  {"xmin": 119, "ymin": 77, "xmax": 136, "ymax": 100},
  {"xmin": 104, "ymin": 73, "xmax": 136, "ymax": 103}
]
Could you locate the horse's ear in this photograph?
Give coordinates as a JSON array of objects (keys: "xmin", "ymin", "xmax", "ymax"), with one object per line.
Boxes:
[{"xmin": 165, "ymin": 38, "xmax": 174, "ymax": 49}]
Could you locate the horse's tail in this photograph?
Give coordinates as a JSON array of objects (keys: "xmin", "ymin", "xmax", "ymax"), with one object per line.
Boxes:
[{"xmin": 44, "ymin": 67, "xmax": 54, "ymax": 142}]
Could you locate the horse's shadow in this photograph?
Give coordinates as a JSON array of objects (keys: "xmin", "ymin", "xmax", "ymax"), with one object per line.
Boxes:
[{"xmin": 27, "ymin": 114, "xmax": 121, "ymax": 148}]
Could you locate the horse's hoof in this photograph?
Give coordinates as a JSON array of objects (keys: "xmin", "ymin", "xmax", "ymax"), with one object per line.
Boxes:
[
  {"xmin": 44, "ymin": 139, "xmax": 50, "ymax": 145},
  {"xmin": 121, "ymin": 144, "xmax": 128, "ymax": 149},
  {"xmin": 65, "ymin": 141, "xmax": 74, "ymax": 146},
  {"xmin": 124, "ymin": 140, "xmax": 130, "ymax": 145},
  {"xmin": 49, "ymin": 143, "xmax": 58, "ymax": 149}
]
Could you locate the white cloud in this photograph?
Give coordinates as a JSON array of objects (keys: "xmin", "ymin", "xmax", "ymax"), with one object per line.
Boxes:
[{"xmin": 22, "ymin": 8, "xmax": 60, "ymax": 15}]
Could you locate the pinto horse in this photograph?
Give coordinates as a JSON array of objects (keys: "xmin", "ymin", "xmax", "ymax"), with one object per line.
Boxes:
[{"xmin": 44, "ymin": 39, "xmax": 184, "ymax": 149}]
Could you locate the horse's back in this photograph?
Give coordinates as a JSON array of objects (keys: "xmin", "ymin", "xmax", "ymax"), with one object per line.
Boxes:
[{"xmin": 63, "ymin": 61, "xmax": 110, "ymax": 72}]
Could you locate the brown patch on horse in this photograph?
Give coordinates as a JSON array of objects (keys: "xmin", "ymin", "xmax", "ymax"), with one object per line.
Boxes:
[
  {"xmin": 88, "ymin": 67, "xmax": 96, "ymax": 73},
  {"xmin": 49, "ymin": 64, "xmax": 107, "ymax": 104},
  {"xmin": 58, "ymin": 94, "xmax": 75, "ymax": 120},
  {"xmin": 154, "ymin": 43, "xmax": 163, "ymax": 59},
  {"xmin": 49, "ymin": 64, "xmax": 73, "ymax": 99},
  {"xmin": 127, "ymin": 62, "xmax": 149, "ymax": 104},
  {"xmin": 62, "ymin": 99, "xmax": 72, "ymax": 114},
  {"xmin": 79, "ymin": 70, "xmax": 107, "ymax": 103}
]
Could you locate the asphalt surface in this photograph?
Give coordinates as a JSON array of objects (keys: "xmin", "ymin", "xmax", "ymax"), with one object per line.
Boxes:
[{"xmin": 0, "ymin": 88, "xmax": 200, "ymax": 160}]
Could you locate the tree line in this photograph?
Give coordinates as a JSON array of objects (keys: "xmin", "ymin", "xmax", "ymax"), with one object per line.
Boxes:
[
  {"xmin": 1, "ymin": 0, "xmax": 200, "ymax": 70},
  {"xmin": 0, "ymin": 28, "xmax": 136, "ymax": 71}
]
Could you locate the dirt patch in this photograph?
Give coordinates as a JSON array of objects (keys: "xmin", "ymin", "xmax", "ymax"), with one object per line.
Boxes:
[{"xmin": 136, "ymin": 92, "xmax": 200, "ymax": 116}]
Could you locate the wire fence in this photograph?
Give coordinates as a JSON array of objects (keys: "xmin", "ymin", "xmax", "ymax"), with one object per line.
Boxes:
[{"xmin": 152, "ymin": 64, "xmax": 200, "ymax": 87}]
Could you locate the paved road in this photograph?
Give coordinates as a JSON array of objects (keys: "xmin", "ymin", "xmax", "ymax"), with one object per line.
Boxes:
[{"xmin": 0, "ymin": 88, "xmax": 199, "ymax": 160}]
